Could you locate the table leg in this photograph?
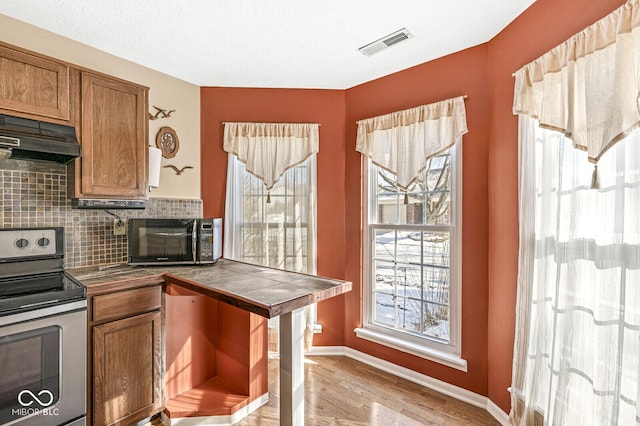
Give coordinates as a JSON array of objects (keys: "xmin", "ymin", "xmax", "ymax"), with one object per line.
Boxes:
[{"xmin": 279, "ymin": 308, "xmax": 305, "ymax": 425}]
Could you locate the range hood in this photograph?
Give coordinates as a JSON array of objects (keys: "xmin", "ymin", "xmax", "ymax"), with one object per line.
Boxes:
[{"xmin": 0, "ymin": 114, "xmax": 81, "ymax": 164}]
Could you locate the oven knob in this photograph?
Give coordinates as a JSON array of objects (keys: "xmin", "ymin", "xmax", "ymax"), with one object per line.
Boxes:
[
  {"xmin": 15, "ymin": 238, "xmax": 30, "ymax": 249},
  {"xmin": 38, "ymin": 237, "xmax": 51, "ymax": 247}
]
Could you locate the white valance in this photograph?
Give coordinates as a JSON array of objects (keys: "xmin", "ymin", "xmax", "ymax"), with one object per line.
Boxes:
[
  {"xmin": 223, "ymin": 122, "xmax": 319, "ymax": 190},
  {"xmin": 513, "ymin": 0, "xmax": 640, "ymax": 165},
  {"xmin": 355, "ymin": 96, "xmax": 468, "ymax": 190}
]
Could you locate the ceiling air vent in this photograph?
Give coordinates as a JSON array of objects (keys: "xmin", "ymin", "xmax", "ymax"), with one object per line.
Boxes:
[{"xmin": 358, "ymin": 28, "xmax": 413, "ymax": 56}]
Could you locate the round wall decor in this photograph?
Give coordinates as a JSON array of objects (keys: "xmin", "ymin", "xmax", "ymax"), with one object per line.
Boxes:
[{"xmin": 156, "ymin": 126, "xmax": 180, "ymax": 158}]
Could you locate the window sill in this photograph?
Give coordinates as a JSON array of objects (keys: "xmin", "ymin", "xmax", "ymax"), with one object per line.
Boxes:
[{"xmin": 354, "ymin": 327, "xmax": 467, "ymax": 372}]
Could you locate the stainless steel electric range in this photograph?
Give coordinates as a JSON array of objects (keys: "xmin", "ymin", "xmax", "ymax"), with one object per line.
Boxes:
[{"xmin": 0, "ymin": 227, "xmax": 87, "ymax": 426}]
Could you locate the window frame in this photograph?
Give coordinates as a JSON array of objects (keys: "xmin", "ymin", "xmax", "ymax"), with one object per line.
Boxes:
[{"xmin": 356, "ymin": 140, "xmax": 466, "ymax": 371}]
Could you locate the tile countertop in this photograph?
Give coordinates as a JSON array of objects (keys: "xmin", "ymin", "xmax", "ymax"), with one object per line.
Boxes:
[{"xmin": 68, "ymin": 258, "xmax": 352, "ymax": 319}]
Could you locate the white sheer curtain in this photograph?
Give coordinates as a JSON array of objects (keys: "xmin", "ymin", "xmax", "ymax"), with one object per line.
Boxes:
[
  {"xmin": 512, "ymin": 115, "xmax": 640, "ymax": 425},
  {"xmin": 224, "ymin": 154, "xmax": 317, "ymax": 275},
  {"xmin": 512, "ymin": 2, "xmax": 640, "ymax": 424}
]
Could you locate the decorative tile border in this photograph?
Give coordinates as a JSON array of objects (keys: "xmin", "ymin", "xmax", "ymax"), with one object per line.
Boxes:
[{"xmin": 0, "ymin": 159, "xmax": 202, "ymax": 267}]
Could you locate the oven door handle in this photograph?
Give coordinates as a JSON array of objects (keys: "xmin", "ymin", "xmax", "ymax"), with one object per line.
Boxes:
[{"xmin": 192, "ymin": 220, "xmax": 198, "ymax": 264}]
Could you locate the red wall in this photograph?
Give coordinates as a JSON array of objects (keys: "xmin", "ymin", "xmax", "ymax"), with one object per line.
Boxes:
[
  {"xmin": 200, "ymin": 87, "xmax": 347, "ymax": 345},
  {"xmin": 199, "ymin": 0, "xmax": 628, "ymax": 415},
  {"xmin": 344, "ymin": 45, "xmax": 491, "ymax": 395},
  {"xmin": 486, "ymin": 0, "xmax": 626, "ymax": 412}
]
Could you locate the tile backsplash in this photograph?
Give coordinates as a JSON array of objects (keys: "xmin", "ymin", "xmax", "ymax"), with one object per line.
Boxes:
[{"xmin": 0, "ymin": 159, "xmax": 202, "ymax": 268}]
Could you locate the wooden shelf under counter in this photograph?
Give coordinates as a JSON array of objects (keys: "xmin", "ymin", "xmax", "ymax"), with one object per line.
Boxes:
[
  {"xmin": 163, "ymin": 282, "xmax": 268, "ymax": 422},
  {"xmin": 160, "ymin": 260, "xmax": 351, "ymax": 426}
]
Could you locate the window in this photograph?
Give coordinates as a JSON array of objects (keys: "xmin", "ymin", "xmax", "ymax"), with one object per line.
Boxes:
[
  {"xmin": 222, "ymin": 121, "xmax": 319, "ymax": 352},
  {"xmin": 224, "ymin": 154, "xmax": 316, "ymax": 274},
  {"xmin": 224, "ymin": 153, "xmax": 317, "ymax": 352},
  {"xmin": 357, "ymin": 142, "xmax": 464, "ymax": 370}
]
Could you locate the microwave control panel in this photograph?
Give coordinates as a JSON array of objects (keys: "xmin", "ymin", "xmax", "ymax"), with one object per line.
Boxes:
[
  {"xmin": 196, "ymin": 218, "xmax": 222, "ymax": 264},
  {"xmin": 198, "ymin": 220, "xmax": 215, "ymax": 262}
]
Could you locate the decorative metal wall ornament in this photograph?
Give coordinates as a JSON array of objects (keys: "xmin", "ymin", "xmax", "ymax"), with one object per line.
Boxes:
[
  {"xmin": 155, "ymin": 126, "xmax": 179, "ymax": 158},
  {"xmin": 148, "ymin": 106, "xmax": 175, "ymax": 120},
  {"xmin": 163, "ymin": 164, "xmax": 193, "ymax": 175}
]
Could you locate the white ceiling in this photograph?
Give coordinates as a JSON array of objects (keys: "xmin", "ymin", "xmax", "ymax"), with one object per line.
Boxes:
[{"xmin": 0, "ymin": 0, "xmax": 536, "ymax": 89}]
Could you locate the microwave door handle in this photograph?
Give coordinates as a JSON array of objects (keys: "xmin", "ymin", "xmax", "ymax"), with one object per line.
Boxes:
[{"xmin": 192, "ymin": 220, "xmax": 198, "ymax": 263}]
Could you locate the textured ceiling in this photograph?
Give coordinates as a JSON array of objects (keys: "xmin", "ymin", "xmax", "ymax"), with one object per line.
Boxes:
[{"xmin": 0, "ymin": 0, "xmax": 536, "ymax": 89}]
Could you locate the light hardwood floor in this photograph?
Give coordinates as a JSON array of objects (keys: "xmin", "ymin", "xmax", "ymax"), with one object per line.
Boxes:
[{"xmin": 237, "ymin": 355, "xmax": 501, "ymax": 426}]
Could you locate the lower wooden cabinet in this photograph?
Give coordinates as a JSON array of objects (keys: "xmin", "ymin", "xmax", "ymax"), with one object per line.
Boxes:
[{"xmin": 88, "ymin": 284, "xmax": 163, "ymax": 426}]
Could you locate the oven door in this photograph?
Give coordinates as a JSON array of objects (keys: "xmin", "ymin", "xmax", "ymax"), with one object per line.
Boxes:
[
  {"xmin": 128, "ymin": 218, "xmax": 197, "ymax": 265},
  {"xmin": 0, "ymin": 301, "xmax": 86, "ymax": 426}
]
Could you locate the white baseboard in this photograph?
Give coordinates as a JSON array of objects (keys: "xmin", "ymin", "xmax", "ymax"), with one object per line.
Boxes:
[
  {"xmin": 306, "ymin": 345, "xmax": 510, "ymax": 425},
  {"xmin": 487, "ymin": 398, "xmax": 510, "ymax": 425},
  {"xmin": 306, "ymin": 345, "xmax": 345, "ymax": 356},
  {"xmin": 161, "ymin": 393, "xmax": 269, "ymax": 426}
]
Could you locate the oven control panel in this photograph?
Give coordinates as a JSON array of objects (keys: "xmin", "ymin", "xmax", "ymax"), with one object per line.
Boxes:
[{"xmin": 0, "ymin": 228, "xmax": 58, "ymax": 260}]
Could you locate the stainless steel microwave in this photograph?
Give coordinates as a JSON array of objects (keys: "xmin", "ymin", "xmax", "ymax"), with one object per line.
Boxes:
[{"xmin": 127, "ymin": 218, "xmax": 222, "ymax": 265}]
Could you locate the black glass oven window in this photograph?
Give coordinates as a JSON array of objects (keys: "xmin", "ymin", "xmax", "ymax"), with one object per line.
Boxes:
[{"xmin": 0, "ymin": 326, "xmax": 60, "ymax": 423}]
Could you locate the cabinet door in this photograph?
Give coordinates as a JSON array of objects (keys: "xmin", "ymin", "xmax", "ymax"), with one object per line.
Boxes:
[
  {"xmin": 81, "ymin": 72, "xmax": 148, "ymax": 198},
  {"xmin": 0, "ymin": 44, "xmax": 71, "ymax": 121},
  {"xmin": 93, "ymin": 311, "xmax": 162, "ymax": 426}
]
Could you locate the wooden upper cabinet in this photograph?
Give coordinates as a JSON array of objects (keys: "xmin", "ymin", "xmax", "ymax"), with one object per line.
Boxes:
[
  {"xmin": 0, "ymin": 44, "xmax": 71, "ymax": 121},
  {"xmin": 79, "ymin": 72, "xmax": 148, "ymax": 198},
  {"xmin": 0, "ymin": 42, "xmax": 150, "ymax": 200}
]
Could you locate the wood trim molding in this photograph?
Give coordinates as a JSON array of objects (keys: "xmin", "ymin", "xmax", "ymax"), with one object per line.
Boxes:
[
  {"xmin": 161, "ymin": 394, "xmax": 269, "ymax": 426},
  {"xmin": 487, "ymin": 398, "xmax": 510, "ymax": 426}
]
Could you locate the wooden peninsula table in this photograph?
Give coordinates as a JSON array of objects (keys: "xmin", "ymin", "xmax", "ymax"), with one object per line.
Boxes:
[{"xmin": 73, "ymin": 259, "xmax": 351, "ymax": 426}]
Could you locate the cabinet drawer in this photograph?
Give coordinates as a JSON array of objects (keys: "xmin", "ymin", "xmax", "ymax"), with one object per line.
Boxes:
[{"xmin": 92, "ymin": 285, "xmax": 161, "ymax": 323}]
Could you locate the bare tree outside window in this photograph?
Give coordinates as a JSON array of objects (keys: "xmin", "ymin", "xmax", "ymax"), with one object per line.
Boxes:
[{"xmin": 370, "ymin": 151, "xmax": 453, "ymax": 343}]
